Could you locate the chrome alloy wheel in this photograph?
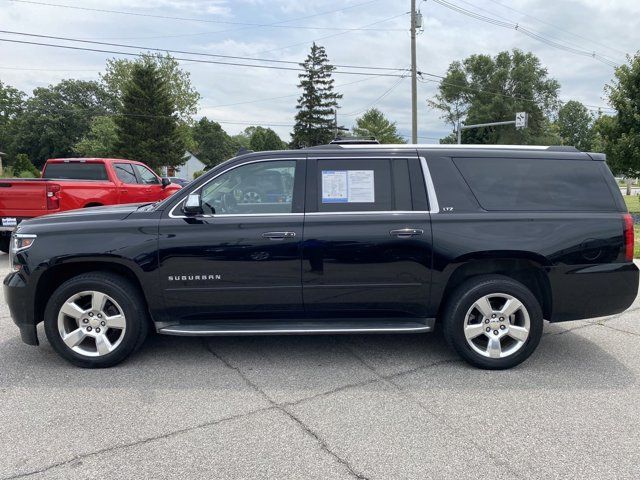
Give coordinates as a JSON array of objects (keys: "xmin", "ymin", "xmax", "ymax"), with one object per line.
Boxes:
[
  {"xmin": 57, "ymin": 291, "xmax": 127, "ymax": 357},
  {"xmin": 463, "ymin": 293, "xmax": 531, "ymax": 359}
]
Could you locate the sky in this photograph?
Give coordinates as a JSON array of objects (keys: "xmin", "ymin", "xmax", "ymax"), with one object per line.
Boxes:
[{"xmin": 1, "ymin": 0, "xmax": 638, "ymax": 143}]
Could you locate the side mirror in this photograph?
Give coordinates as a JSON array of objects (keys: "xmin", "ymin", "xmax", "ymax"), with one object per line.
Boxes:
[
  {"xmin": 161, "ymin": 177, "xmax": 171, "ymax": 188},
  {"xmin": 182, "ymin": 193, "xmax": 203, "ymax": 216}
]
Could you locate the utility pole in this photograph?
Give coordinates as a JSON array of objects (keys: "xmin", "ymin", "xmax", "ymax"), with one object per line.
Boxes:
[{"xmin": 410, "ymin": 0, "xmax": 418, "ymax": 144}]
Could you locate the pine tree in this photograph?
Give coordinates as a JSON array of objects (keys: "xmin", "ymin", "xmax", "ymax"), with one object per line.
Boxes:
[
  {"xmin": 291, "ymin": 43, "xmax": 342, "ymax": 148},
  {"xmin": 114, "ymin": 62, "xmax": 186, "ymax": 171}
]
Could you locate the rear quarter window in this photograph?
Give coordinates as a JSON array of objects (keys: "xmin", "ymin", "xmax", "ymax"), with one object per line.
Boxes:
[
  {"xmin": 44, "ymin": 163, "xmax": 108, "ymax": 181},
  {"xmin": 453, "ymin": 157, "xmax": 617, "ymax": 211}
]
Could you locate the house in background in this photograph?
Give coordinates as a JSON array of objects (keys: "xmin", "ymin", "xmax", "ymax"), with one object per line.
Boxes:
[{"xmin": 163, "ymin": 151, "xmax": 205, "ymax": 180}]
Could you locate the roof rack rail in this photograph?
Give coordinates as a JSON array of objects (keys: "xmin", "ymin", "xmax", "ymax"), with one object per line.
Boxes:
[
  {"xmin": 329, "ymin": 137, "xmax": 379, "ymax": 145},
  {"xmin": 546, "ymin": 146, "xmax": 579, "ymax": 152}
]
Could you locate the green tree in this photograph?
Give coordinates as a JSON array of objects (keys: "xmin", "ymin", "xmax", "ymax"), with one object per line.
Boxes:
[
  {"xmin": 429, "ymin": 49, "xmax": 560, "ymax": 144},
  {"xmin": 74, "ymin": 116, "xmax": 118, "ymax": 157},
  {"xmin": 11, "ymin": 80, "xmax": 114, "ymax": 167},
  {"xmin": 352, "ymin": 108, "xmax": 405, "ymax": 143},
  {"xmin": 12, "ymin": 153, "xmax": 39, "ymax": 177},
  {"xmin": 247, "ymin": 126, "xmax": 287, "ymax": 151},
  {"xmin": 192, "ymin": 118, "xmax": 238, "ymax": 168},
  {"xmin": 102, "ymin": 53, "xmax": 200, "ymax": 122},
  {"xmin": 291, "ymin": 43, "xmax": 342, "ymax": 148},
  {"xmin": 114, "ymin": 62, "xmax": 186, "ymax": 170},
  {"xmin": 556, "ymin": 100, "xmax": 594, "ymax": 151},
  {"xmin": 0, "ymin": 81, "xmax": 25, "ymax": 161},
  {"xmin": 598, "ymin": 53, "xmax": 640, "ymax": 176}
]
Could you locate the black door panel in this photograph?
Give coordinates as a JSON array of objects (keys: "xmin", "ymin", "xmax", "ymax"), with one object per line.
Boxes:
[
  {"xmin": 302, "ymin": 212, "xmax": 432, "ymax": 316},
  {"xmin": 157, "ymin": 158, "xmax": 305, "ymax": 322},
  {"xmin": 158, "ymin": 215, "xmax": 303, "ymax": 321},
  {"xmin": 302, "ymin": 156, "xmax": 433, "ymax": 317}
]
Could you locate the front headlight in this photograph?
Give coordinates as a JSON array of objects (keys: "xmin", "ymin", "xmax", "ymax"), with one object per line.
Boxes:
[
  {"xmin": 13, "ymin": 233, "xmax": 37, "ymax": 252},
  {"xmin": 10, "ymin": 233, "xmax": 37, "ymax": 272}
]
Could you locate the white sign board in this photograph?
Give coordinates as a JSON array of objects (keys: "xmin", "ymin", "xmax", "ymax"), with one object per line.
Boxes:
[
  {"xmin": 515, "ymin": 112, "xmax": 528, "ymax": 129},
  {"xmin": 347, "ymin": 170, "xmax": 375, "ymax": 203},
  {"xmin": 321, "ymin": 170, "xmax": 375, "ymax": 203},
  {"xmin": 321, "ymin": 170, "xmax": 348, "ymax": 203}
]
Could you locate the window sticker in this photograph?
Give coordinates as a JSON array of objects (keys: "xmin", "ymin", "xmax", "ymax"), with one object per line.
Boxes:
[
  {"xmin": 347, "ymin": 170, "xmax": 375, "ymax": 203},
  {"xmin": 321, "ymin": 170, "xmax": 348, "ymax": 203},
  {"xmin": 321, "ymin": 170, "xmax": 375, "ymax": 203}
]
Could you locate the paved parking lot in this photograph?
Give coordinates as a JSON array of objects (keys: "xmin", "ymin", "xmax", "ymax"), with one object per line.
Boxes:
[{"xmin": 1, "ymin": 253, "xmax": 640, "ymax": 479}]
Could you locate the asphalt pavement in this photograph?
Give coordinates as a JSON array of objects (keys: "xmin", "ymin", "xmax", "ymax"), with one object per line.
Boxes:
[{"xmin": 1, "ymin": 253, "xmax": 639, "ymax": 479}]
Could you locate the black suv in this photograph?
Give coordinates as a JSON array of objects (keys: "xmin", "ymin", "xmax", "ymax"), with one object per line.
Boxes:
[{"xmin": 5, "ymin": 145, "xmax": 638, "ymax": 369}]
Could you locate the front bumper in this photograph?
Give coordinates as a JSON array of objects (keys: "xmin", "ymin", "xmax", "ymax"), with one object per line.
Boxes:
[
  {"xmin": 3, "ymin": 271, "xmax": 38, "ymax": 345},
  {"xmin": 549, "ymin": 262, "xmax": 639, "ymax": 322}
]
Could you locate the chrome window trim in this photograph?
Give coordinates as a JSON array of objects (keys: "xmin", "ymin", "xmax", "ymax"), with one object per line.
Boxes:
[
  {"xmin": 168, "ymin": 154, "xmax": 440, "ymax": 219},
  {"xmin": 420, "ymin": 156, "xmax": 439, "ymax": 214},
  {"xmin": 305, "ymin": 211, "xmax": 428, "ymax": 216},
  {"xmin": 168, "ymin": 157, "xmax": 304, "ymax": 219}
]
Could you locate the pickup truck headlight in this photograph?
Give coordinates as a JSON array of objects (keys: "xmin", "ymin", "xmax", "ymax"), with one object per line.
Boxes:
[{"xmin": 10, "ymin": 233, "xmax": 36, "ymax": 272}]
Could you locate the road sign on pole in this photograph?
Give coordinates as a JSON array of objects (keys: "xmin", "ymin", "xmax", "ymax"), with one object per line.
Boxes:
[{"xmin": 515, "ymin": 112, "xmax": 528, "ymax": 129}]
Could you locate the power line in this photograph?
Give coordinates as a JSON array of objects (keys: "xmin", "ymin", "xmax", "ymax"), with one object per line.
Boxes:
[
  {"xmin": 0, "ymin": 30, "xmax": 408, "ymax": 72},
  {"xmin": 202, "ymin": 75, "xmax": 392, "ymax": 109},
  {"xmin": 430, "ymin": 0, "xmax": 619, "ymax": 68},
  {"xmin": 342, "ymin": 74, "xmax": 409, "ymax": 116},
  {"xmin": 256, "ymin": 12, "xmax": 408, "ymax": 55},
  {"xmin": 4, "ymin": 0, "xmax": 401, "ymax": 32},
  {"xmin": 484, "ymin": 0, "xmax": 628, "ymax": 57},
  {"xmin": 0, "ymin": 37, "xmax": 406, "ymax": 77},
  {"xmin": 451, "ymin": 0, "xmax": 622, "ymax": 65}
]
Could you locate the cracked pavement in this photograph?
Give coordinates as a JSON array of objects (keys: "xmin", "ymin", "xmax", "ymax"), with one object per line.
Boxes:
[{"xmin": 1, "ymin": 254, "xmax": 639, "ymax": 479}]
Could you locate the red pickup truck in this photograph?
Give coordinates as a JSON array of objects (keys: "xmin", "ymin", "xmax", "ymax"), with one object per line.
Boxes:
[{"xmin": 0, "ymin": 158, "xmax": 181, "ymax": 252}]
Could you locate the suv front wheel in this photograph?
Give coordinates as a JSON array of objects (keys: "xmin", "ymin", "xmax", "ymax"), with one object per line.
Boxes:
[
  {"xmin": 442, "ymin": 275, "xmax": 543, "ymax": 369},
  {"xmin": 44, "ymin": 272, "xmax": 148, "ymax": 368}
]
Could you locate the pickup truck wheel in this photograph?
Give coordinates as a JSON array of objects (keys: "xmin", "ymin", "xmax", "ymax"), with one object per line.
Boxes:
[
  {"xmin": 44, "ymin": 272, "xmax": 148, "ymax": 368},
  {"xmin": 0, "ymin": 233, "xmax": 10, "ymax": 253},
  {"xmin": 442, "ymin": 275, "xmax": 543, "ymax": 370}
]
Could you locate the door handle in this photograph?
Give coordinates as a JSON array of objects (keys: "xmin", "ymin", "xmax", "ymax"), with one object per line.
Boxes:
[
  {"xmin": 390, "ymin": 228, "xmax": 424, "ymax": 238},
  {"xmin": 262, "ymin": 231, "xmax": 296, "ymax": 240}
]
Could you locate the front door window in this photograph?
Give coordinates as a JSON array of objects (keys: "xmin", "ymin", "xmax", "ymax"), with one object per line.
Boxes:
[{"xmin": 200, "ymin": 160, "xmax": 296, "ymax": 215}]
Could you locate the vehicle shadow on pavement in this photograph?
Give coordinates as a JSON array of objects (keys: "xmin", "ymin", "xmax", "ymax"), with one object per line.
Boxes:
[{"xmin": 0, "ymin": 322, "xmax": 635, "ymax": 394}]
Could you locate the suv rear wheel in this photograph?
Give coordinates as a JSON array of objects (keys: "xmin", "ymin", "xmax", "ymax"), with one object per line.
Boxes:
[
  {"xmin": 442, "ymin": 275, "xmax": 543, "ymax": 369},
  {"xmin": 44, "ymin": 272, "xmax": 148, "ymax": 368}
]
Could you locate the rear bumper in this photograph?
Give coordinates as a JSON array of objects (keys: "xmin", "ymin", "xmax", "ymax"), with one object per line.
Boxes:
[
  {"xmin": 549, "ymin": 262, "xmax": 639, "ymax": 322},
  {"xmin": 3, "ymin": 271, "xmax": 38, "ymax": 345}
]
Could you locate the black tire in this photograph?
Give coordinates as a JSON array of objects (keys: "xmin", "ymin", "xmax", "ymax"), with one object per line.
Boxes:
[
  {"xmin": 0, "ymin": 233, "xmax": 10, "ymax": 254},
  {"xmin": 442, "ymin": 275, "xmax": 543, "ymax": 370},
  {"xmin": 44, "ymin": 272, "xmax": 149, "ymax": 368}
]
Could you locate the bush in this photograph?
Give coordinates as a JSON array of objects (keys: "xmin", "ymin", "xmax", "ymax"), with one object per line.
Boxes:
[
  {"xmin": 12, "ymin": 154, "xmax": 40, "ymax": 177},
  {"xmin": 18, "ymin": 170, "xmax": 37, "ymax": 178},
  {"xmin": 0, "ymin": 167, "xmax": 15, "ymax": 179},
  {"xmin": 193, "ymin": 170, "xmax": 204, "ymax": 179}
]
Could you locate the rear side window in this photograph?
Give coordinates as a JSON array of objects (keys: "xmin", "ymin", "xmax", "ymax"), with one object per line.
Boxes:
[
  {"xmin": 44, "ymin": 163, "xmax": 108, "ymax": 180},
  {"xmin": 453, "ymin": 157, "xmax": 617, "ymax": 211},
  {"xmin": 315, "ymin": 158, "xmax": 411, "ymax": 212}
]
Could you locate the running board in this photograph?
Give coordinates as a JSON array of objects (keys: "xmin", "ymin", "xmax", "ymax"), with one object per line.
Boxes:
[{"xmin": 157, "ymin": 318, "xmax": 435, "ymax": 336}]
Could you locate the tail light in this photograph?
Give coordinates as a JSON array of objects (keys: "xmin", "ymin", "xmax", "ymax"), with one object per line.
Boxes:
[
  {"xmin": 623, "ymin": 213, "xmax": 634, "ymax": 262},
  {"xmin": 46, "ymin": 184, "xmax": 61, "ymax": 210}
]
